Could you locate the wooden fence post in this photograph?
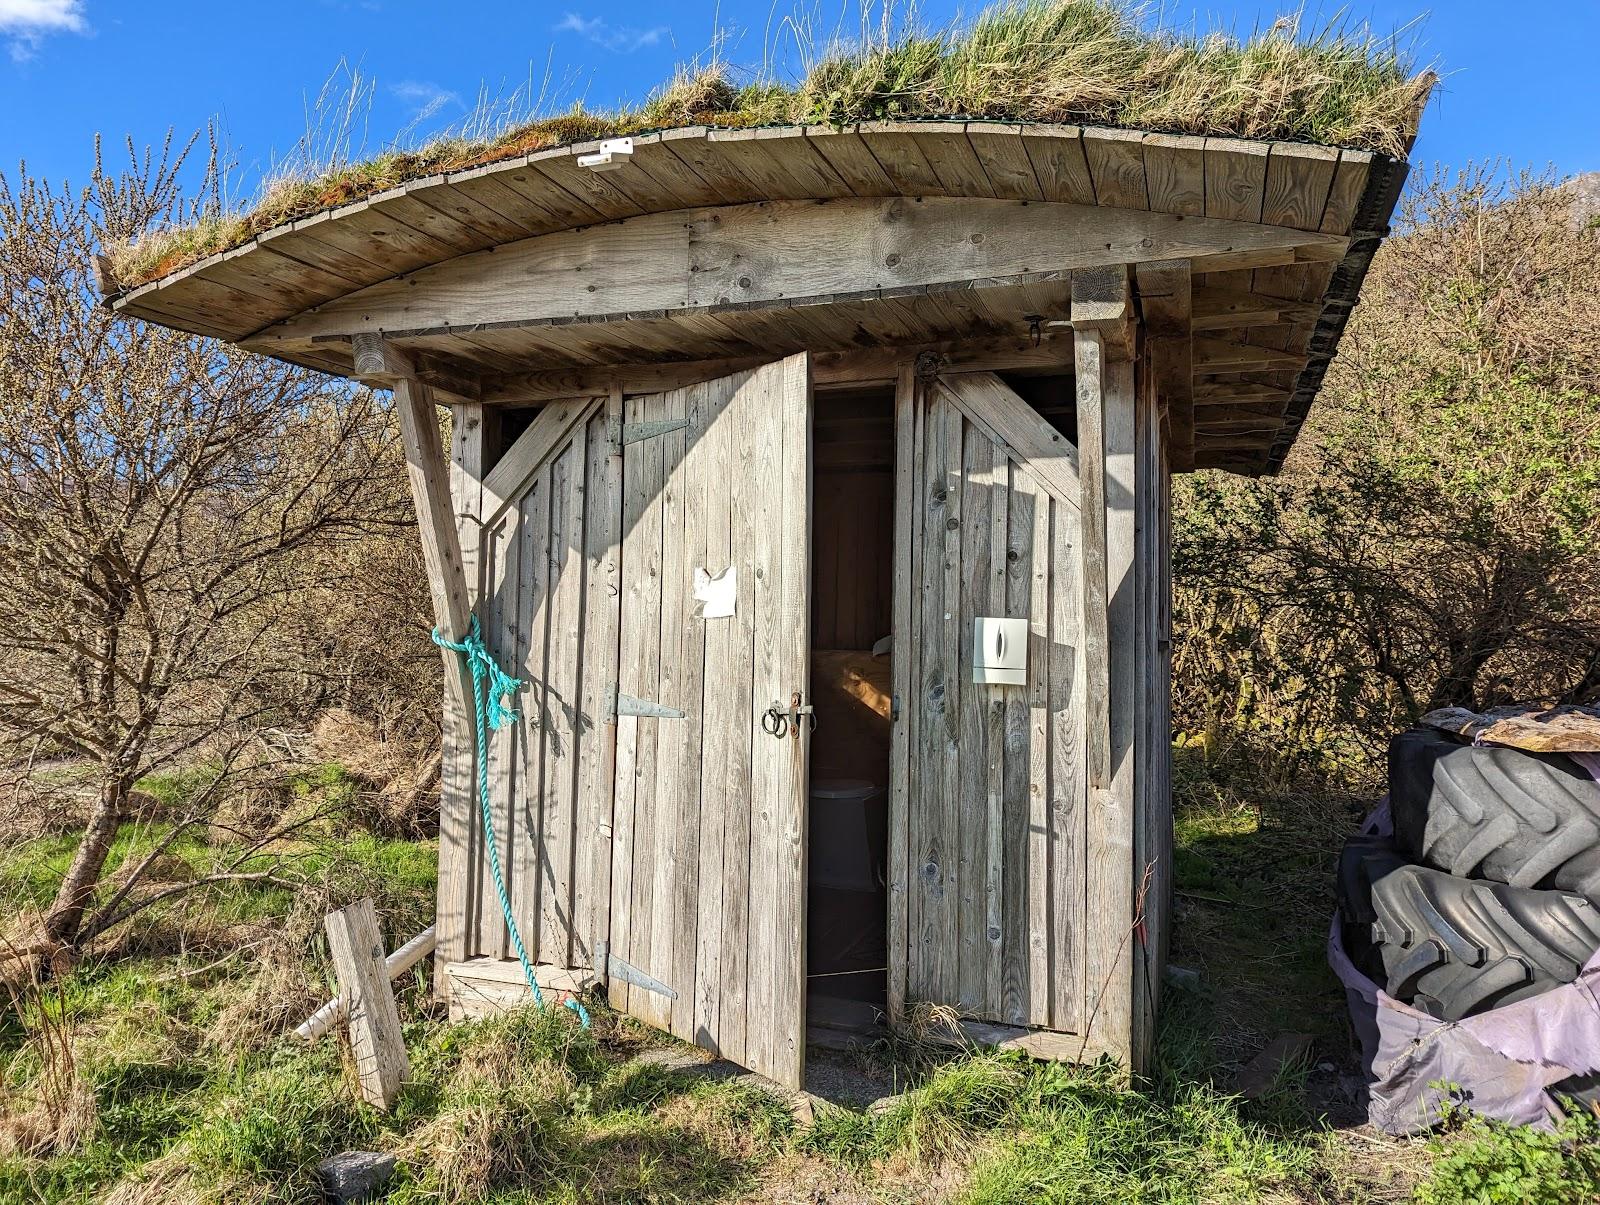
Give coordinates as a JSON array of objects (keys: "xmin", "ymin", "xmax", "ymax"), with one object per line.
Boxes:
[{"xmin": 324, "ymin": 898, "xmax": 410, "ymax": 1111}]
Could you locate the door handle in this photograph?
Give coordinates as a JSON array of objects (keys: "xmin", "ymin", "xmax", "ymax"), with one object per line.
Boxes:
[{"xmin": 762, "ymin": 693, "xmax": 815, "ymax": 739}]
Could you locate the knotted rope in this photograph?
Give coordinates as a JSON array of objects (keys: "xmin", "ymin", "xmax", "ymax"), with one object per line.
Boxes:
[{"xmin": 434, "ymin": 615, "xmax": 590, "ymax": 1028}]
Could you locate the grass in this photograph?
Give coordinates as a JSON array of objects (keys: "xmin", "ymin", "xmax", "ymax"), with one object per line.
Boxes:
[
  {"xmin": 104, "ymin": 0, "xmax": 1435, "ymax": 291},
  {"xmin": 4, "ymin": 746, "xmax": 1597, "ymax": 1203}
]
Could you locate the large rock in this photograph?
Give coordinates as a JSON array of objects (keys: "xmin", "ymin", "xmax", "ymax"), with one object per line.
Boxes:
[{"xmin": 317, "ymin": 1151, "xmax": 396, "ymax": 1204}]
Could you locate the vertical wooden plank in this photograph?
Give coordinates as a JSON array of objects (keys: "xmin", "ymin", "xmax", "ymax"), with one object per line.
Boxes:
[
  {"xmin": 718, "ymin": 374, "xmax": 760, "ymax": 1067},
  {"xmin": 1023, "ymin": 471, "xmax": 1053, "ymax": 1028},
  {"xmin": 956, "ymin": 422, "xmax": 994, "ymax": 1016},
  {"xmin": 745, "ymin": 372, "xmax": 784, "ymax": 1076},
  {"xmin": 1131, "ymin": 358, "xmax": 1154, "ymax": 1064},
  {"xmin": 541, "ymin": 439, "xmax": 586, "ymax": 967},
  {"xmin": 983, "ymin": 438, "xmax": 1012, "ymax": 1024},
  {"xmin": 936, "ymin": 398, "xmax": 965, "ymax": 1009},
  {"xmin": 1140, "ymin": 134, "xmax": 1207, "ymax": 217},
  {"xmin": 1082, "ymin": 128, "xmax": 1149, "ymax": 210},
  {"xmin": 912, "ymin": 393, "xmax": 956, "ymax": 1005},
  {"xmin": 693, "ymin": 375, "xmax": 735, "ymax": 1054},
  {"xmin": 615, "ymin": 392, "xmax": 665, "ymax": 1016},
  {"xmin": 643, "ymin": 387, "xmax": 690, "ymax": 1034},
  {"xmin": 964, "ymin": 123, "xmax": 1045, "ymax": 202},
  {"xmin": 1204, "ymin": 138, "xmax": 1269, "ymax": 224},
  {"xmin": 1000, "ymin": 461, "xmax": 1037, "ymax": 1026},
  {"xmin": 1048, "ymin": 487, "xmax": 1085, "ymax": 1035},
  {"xmin": 670, "ymin": 380, "xmax": 712, "ymax": 1041},
  {"xmin": 1261, "ymin": 143, "xmax": 1340, "ymax": 231},
  {"xmin": 886, "ymin": 366, "xmax": 918, "ymax": 1027},
  {"xmin": 771, "ymin": 351, "xmax": 812, "ymax": 1088},
  {"xmin": 579, "ymin": 398, "xmax": 623, "ymax": 970},
  {"xmin": 1019, "ymin": 126, "xmax": 1097, "ymax": 205},
  {"xmin": 325, "ymin": 899, "xmax": 408, "ymax": 1111},
  {"xmin": 509, "ymin": 471, "xmax": 544, "ymax": 961}
]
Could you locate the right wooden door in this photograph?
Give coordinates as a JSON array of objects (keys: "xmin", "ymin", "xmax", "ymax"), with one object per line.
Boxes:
[
  {"xmin": 890, "ymin": 370, "xmax": 1088, "ymax": 1035},
  {"xmin": 606, "ymin": 353, "xmax": 813, "ymax": 1090}
]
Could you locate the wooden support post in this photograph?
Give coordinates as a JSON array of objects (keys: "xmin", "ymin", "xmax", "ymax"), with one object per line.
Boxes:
[
  {"xmin": 1135, "ymin": 260, "xmax": 1194, "ymax": 472},
  {"xmin": 324, "ymin": 899, "xmax": 410, "ymax": 1110},
  {"xmin": 1071, "ymin": 266, "xmax": 1134, "ymax": 362},
  {"xmin": 1074, "ymin": 278, "xmax": 1140, "ymax": 1067},
  {"xmin": 356, "ymin": 333, "xmax": 481, "ymax": 994},
  {"xmin": 437, "ymin": 401, "xmax": 490, "ymax": 992}
]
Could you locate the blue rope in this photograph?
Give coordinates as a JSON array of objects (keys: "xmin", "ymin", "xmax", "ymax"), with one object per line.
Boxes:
[{"xmin": 434, "ymin": 615, "xmax": 590, "ymax": 1028}]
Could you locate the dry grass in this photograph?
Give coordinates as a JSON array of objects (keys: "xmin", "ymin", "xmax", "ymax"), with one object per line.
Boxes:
[{"xmin": 105, "ymin": 0, "xmax": 1433, "ymax": 291}]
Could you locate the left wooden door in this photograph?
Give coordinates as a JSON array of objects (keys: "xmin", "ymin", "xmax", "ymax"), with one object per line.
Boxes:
[{"xmin": 607, "ymin": 353, "xmax": 814, "ymax": 1090}]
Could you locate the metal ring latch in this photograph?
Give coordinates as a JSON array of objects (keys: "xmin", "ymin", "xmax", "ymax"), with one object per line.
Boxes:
[
  {"xmin": 762, "ymin": 704, "xmax": 789, "ymax": 738},
  {"xmin": 762, "ymin": 693, "xmax": 816, "ymax": 739}
]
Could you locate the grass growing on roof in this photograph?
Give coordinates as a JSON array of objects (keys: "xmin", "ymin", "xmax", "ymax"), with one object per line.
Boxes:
[{"xmin": 105, "ymin": 0, "xmax": 1433, "ymax": 291}]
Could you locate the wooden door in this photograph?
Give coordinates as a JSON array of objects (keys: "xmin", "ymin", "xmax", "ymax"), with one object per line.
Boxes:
[
  {"xmin": 890, "ymin": 370, "xmax": 1088, "ymax": 1036},
  {"xmin": 608, "ymin": 353, "xmax": 813, "ymax": 1089}
]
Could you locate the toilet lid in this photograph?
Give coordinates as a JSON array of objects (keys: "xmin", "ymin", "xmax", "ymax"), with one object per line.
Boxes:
[{"xmin": 810, "ymin": 777, "xmax": 878, "ymax": 799}]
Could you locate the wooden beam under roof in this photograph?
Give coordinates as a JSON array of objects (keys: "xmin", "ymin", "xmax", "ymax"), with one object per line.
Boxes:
[
  {"xmin": 245, "ymin": 197, "xmax": 1343, "ymax": 346},
  {"xmin": 1071, "ymin": 266, "xmax": 1135, "ymax": 362},
  {"xmin": 1192, "ymin": 285, "xmax": 1320, "ymax": 330},
  {"xmin": 471, "ymin": 333, "xmax": 1074, "ymax": 404},
  {"xmin": 1191, "ymin": 337, "xmax": 1306, "ymax": 373}
]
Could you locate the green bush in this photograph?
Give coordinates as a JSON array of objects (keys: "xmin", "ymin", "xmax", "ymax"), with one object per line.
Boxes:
[{"xmin": 1417, "ymin": 1108, "xmax": 1600, "ymax": 1205}]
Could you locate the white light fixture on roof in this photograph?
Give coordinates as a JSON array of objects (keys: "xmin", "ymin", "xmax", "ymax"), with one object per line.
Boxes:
[{"xmin": 577, "ymin": 138, "xmax": 634, "ymax": 172}]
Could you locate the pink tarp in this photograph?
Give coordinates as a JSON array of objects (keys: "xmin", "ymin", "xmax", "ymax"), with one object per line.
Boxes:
[{"xmin": 1329, "ymin": 797, "xmax": 1600, "ymax": 1134}]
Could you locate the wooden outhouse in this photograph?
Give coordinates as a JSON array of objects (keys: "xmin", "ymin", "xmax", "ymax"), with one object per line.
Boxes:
[{"xmin": 107, "ymin": 121, "xmax": 1407, "ymax": 1088}]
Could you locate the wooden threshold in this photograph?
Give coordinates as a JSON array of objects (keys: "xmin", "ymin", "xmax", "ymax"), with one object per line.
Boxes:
[{"xmin": 444, "ymin": 957, "xmax": 599, "ymax": 1022}]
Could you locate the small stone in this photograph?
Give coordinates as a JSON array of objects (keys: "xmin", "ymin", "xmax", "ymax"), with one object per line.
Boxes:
[{"xmin": 318, "ymin": 1151, "xmax": 397, "ymax": 1204}]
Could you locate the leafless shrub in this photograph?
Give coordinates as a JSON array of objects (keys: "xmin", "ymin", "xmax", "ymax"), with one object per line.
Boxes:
[{"xmin": 0, "ymin": 144, "xmax": 419, "ymax": 966}]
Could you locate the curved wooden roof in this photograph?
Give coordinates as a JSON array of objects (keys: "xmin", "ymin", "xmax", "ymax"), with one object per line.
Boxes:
[{"xmin": 106, "ymin": 121, "xmax": 1407, "ymax": 473}]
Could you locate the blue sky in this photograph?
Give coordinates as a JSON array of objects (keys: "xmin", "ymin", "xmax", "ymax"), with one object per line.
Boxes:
[{"xmin": 1, "ymin": 1, "xmax": 1594, "ymax": 200}]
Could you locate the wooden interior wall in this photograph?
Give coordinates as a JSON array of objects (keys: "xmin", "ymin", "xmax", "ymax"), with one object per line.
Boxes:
[
  {"xmin": 812, "ymin": 389, "xmax": 895, "ymax": 652},
  {"xmin": 466, "ymin": 405, "xmax": 619, "ymax": 971},
  {"xmin": 894, "ymin": 375, "xmax": 1087, "ymax": 1034}
]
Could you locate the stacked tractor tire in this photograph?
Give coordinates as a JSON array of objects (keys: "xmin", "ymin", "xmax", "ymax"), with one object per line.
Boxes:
[{"xmin": 1338, "ymin": 727, "xmax": 1600, "ymax": 1109}]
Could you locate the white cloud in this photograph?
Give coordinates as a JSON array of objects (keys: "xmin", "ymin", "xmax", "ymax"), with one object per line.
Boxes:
[
  {"xmin": 555, "ymin": 11, "xmax": 668, "ymax": 54},
  {"xmin": 0, "ymin": 0, "xmax": 86, "ymax": 61},
  {"xmin": 391, "ymin": 79, "xmax": 462, "ymax": 125}
]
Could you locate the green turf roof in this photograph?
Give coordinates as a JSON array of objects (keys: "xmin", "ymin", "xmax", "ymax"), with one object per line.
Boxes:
[{"xmin": 105, "ymin": 0, "xmax": 1433, "ymax": 293}]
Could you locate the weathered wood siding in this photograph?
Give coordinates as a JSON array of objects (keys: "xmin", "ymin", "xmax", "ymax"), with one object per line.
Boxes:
[
  {"xmin": 893, "ymin": 372, "xmax": 1087, "ymax": 1034},
  {"xmin": 462, "ymin": 401, "xmax": 621, "ymax": 972}
]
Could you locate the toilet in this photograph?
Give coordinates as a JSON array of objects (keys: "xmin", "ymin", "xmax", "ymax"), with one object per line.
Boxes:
[{"xmin": 807, "ymin": 778, "xmax": 887, "ymax": 892}]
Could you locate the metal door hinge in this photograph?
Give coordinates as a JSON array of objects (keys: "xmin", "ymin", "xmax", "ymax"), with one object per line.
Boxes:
[
  {"xmin": 620, "ymin": 418, "xmax": 689, "ymax": 446},
  {"xmin": 595, "ymin": 941, "xmax": 678, "ymax": 999},
  {"xmin": 611, "ymin": 691, "xmax": 686, "ymax": 720}
]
